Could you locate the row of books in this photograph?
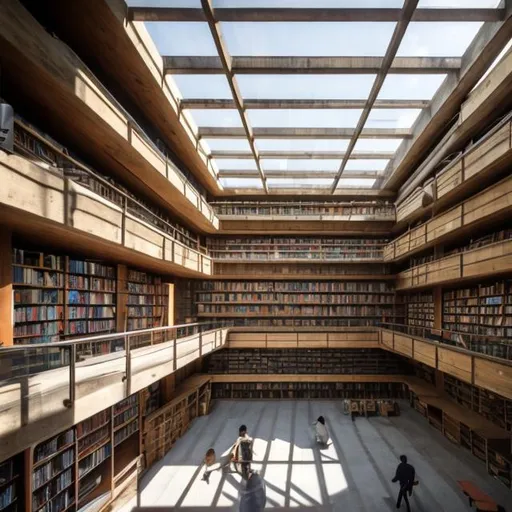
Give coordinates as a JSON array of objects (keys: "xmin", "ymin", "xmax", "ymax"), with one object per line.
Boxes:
[
  {"xmin": 13, "ymin": 268, "xmax": 62, "ymax": 287},
  {"xmin": 114, "ymin": 406, "xmax": 138, "ymax": 428},
  {"xmin": 68, "ymin": 291, "xmax": 115, "ymax": 305},
  {"xmin": 114, "ymin": 418, "xmax": 139, "ymax": 447},
  {"xmin": 78, "ymin": 426, "xmax": 109, "ymax": 456},
  {"xmin": 69, "ymin": 259, "xmax": 115, "ymax": 278},
  {"xmin": 14, "ymin": 322, "xmax": 62, "ymax": 337},
  {"xmin": 128, "ymin": 270, "xmax": 162, "ymax": 284},
  {"xmin": 207, "ymin": 237, "xmax": 387, "ymax": 247},
  {"xmin": 67, "ymin": 276, "xmax": 115, "ymax": 292},
  {"xmin": 13, "ymin": 289, "xmax": 62, "ymax": 304},
  {"xmin": 114, "ymin": 395, "xmax": 139, "ymax": 416},
  {"xmin": 36, "ymin": 488, "xmax": 74, "ymax": 512},
  {"xmin": 68, "ymin": 306, "xmax": 115, "ymax": 319},
  {"xmin": 78, "ymin": 444, "xmax": 111, "ymax": 478},
  {"xmin": 229, "ymin": 318, "xmax": 392, "ymax": 327},
  {"xmin": 76, "ymin": 410, "xmax": 110, "ymax": 439},
  {"xmin": 67, "ymin": 320, "xmax": 115, "ymax": 335},
  {"xmin": 198, "ymin": 281, "xmax": 394, "ymax": 293},
  {"xmin": 12, "ymin": 249, "xmax": 63, "ymax": 270},
  {"xmin": 127, "ymin": 282, "xmax": 164, "ymax": 295},
  {"xmin": 198, "ymin": 305, "xmax": 392, "ymax": 315},
  {"xmin": 197, "ymin": 293, "xmax": 395, "ymax": 304},
  {"xmin": 216, "ymin": 264, "xmax": 390, "ymax": 276},
  {"xmin": 127, "ymin": 295, "xmax": 166, "ymax": 305},
  {"xmin": 32, "ymin": 449, "xmax": 74, "ymax": 491},
  {"xmin": 211, "ymin": 250, "xmax": 384, "ymax": 261},
  {"xmin": 34, "ymin": 429, "xmax": 75, "ymax": 463},
  {"xmin": 0, "ymin": 483, "xmax": 16, "ymax": 510},
  {"xmin": 13, "ymin": 306, "xmax": 63, "ymax": 323},
  {"xmin": 32, "ymin": 468, "xmax": 73, "ymax": 509},
  {"xmin": 127, "ymin": 306, "xmax": 162, "ymax": 317},
  {"xmin": 127, "ymin": 318, "xmax": 162, "ymax": 330}
]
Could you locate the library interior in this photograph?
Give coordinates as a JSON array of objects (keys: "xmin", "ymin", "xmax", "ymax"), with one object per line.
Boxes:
[{"xmin": 0, "ymin": 1, "xmax": 512, "ymax": 511}]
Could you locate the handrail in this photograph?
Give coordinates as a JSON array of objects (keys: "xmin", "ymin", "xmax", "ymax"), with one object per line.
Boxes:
[{"xmin": 13, "ymin": 119, "xmax": 209, "ymax": 253}]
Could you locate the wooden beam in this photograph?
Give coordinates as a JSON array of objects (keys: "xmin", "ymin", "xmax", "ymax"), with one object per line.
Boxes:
[
  {"xmin": 200, "ymin": 0, "xmax": 268, "ymax": 192},
  {"xmin": 198, "ymin": 127, "xmax": 412, "ymax": 139},
  {"xmin": 331, "ymin": 0, "xmax": 419, "ymax": 192},
  {"xmin": 211, "ymin": 150, "xmax": 394, "ymax": 159},
  {"xmin": 164, "ymin": 56, "xmax": 461, "ymax": 74},
  {"xmin": 130, "ymin": 7, "xmax": 504, "ymax": 23},
  {"xmin": 182, "ymin": 99, "xmax": 430, "ymax": 110}
]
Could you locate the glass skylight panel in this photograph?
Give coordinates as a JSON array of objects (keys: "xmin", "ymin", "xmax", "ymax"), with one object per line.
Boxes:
[
  {"xmin": 261, "ymin": 159, "xmax": 342, "ymax": 171},
  {"xmin": 127, "ymin": 0, "xmax": 200, "ymax": 6},
  {"xmin": 337, "ymin": 178, "xmax": 376, "ymax": 188},
  {"xmin": 186, "ymin": 109, "xmax": 242, "ymax": 127},
  {"xmin": 366, "ymin": 109, "xmax": 422, "ymax": 128},
  {"xmin": 354, "ymin": 139, "xmax": 403, "ymax": 152},
  {"xmin": 145, "ymin": 22, "xmax": 217, "ymax": 56},
  {"xmin": 267, "ymin": 178, "xmax": 332, "ymax": 188},
  {"xmin": 215, "ymin": 159, "xmax": 258, "ymax": 170},
  {"xmin": 256, "ymin": 140, "xmax": 350, "ymax": 152},
  {"xmin": 236, "ymin": 75, "xmax": 376, "ymax": 100},
  {"xmin": 397, "ymin": 22, "xmax": 484, "ymax": 57},
  {"xmin": 248, "ymin": 110, "xmax": 363, "ymax": 128},
  {"xmin": 172, "ymin": 76, "xmax": 233, "ymax": 99},
  {"xmin": 345, "ymin": 159, "xmax": 390, "ymax": 171},
  {"xmin": 220, "ymin": 178, "xmax": 264, "ymax": 188},
  {"xmin": 379, "ymin": 75, "xmax": 446, "ymax": 100},
  {"xmin": 202, "ymin": 139, "xmax": 252, "ymax": 151},
  {"xmin": 418, "ymin": 0, "xmax": 500, "ymax": 7},
  {"xmin": 214, "ymin": 0, "xmax": 404, "ymax": 6},
  {"xmin": 221, "ymin": 22, "xmax": 396, "ymax": 57}
]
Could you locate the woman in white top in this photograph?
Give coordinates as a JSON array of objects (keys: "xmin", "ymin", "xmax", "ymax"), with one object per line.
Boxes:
[{"xmin": 313, "ymin": 416, "xmax": 329, "ymax": 445}]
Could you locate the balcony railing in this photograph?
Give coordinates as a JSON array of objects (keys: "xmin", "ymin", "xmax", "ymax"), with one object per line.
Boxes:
[
  {"xmin": 0, "ymin": 322, "xmax": 231, "ymax": 440},
  {"xmin": 380, "ymin": 322, "xmax": 512, "ymax": 361}
]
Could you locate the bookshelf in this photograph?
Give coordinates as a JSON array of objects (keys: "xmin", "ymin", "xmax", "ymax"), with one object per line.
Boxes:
[
  {"xmin": 206, "ymin": 237, "xmax": 387, "ymax": 262},
  {"xmin": 196, "ymin": 280, "xmax": 400, "ymax": 327},
  {"xmin": 126, "ymin": 269, "xmax": 167, "ymax": 331},
  {"xmin": 0, "ymin": 454, "xmax": 24, "ymax": 512},
  {"xmin": 402, "ymin": 292, "xmax": 434, "ymax": 329},
  {"xmin": 211, "ymin": 382, "xmax": 405, "ymax": 400},
  {"xmin": 210, "ymin": 201, "xmax": 395, "ymax": 219},
  {"xmin": 204, "ymin": 349, "xmax": 410, "ymax": 376},
  {"xmin": 443, "ymin": 280, "xmax": 512, "ymax": 343},
  {"xmin": 32, "ymin": 428, "xmax": 75, "ymax": 512}
]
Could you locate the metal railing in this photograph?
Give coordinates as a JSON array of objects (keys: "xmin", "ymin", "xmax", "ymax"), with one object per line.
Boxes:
[
  {"xmin": 380, "ymin": 322, "xmax": 512, "ymax": 361},
  {"xmin": 0, "ymin": 321, "xmax": 230, "ymax": 410}
]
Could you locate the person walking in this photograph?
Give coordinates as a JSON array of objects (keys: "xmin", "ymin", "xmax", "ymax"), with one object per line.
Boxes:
[
  {"xmin": 313, "ymin": 416, "xmax": 329, "ymax": 445},
  {"xmin": 392, "ymin": 455, "xmax": 416, "ymax": 511}
]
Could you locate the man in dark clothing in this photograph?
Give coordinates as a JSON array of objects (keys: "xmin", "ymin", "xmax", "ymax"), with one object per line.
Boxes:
[{"xmin": 392, "ymin": 455, "xmax": 416, "ymax": 511}]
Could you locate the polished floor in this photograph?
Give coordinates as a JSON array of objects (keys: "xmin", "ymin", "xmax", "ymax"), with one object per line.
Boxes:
[{"xmin": 124, "ymin": 400, "xmax": 512, "ymax": 511}]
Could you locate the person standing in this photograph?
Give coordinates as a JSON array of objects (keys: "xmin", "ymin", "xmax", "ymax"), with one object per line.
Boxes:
[
  {"xmin": 392, "ymin": 455, "xmax": 416, "ymax": 511},
  {"xmin": 313, "ymin": 416, "xmax": 329, "ymax": 445}
]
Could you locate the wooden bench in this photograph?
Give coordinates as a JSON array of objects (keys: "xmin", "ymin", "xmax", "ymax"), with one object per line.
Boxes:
[{"xmin": 457, "ymin": 481, "xmax": 500, "ymax": 512}]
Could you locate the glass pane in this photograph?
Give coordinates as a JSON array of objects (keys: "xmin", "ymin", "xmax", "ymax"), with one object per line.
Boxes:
[
  {"xmin": 256, "ymin": 139, "xmax": 350, "ymax": 152},
  {"xmin": 222, "ymin": 22, "xmax": 396, "ymax": 57},
  {"xmin": 248, "ymin": 109, "xmax": 363, "ymax": 128},
  {"xmin": 203, "ymin": 139, "xmax": 252, "ymax": 151},
  {"xmin": 145, "ymin": 22, "xmax": 217, "ymax": 55},
  {"xmin": 398, "ymin": 22, "xmax": 484, "ymax": 57},
  {"xmin": 172, "ymin": 75, "xmax": 233, "ymax": 99},
  {"xmin": 215, "ymin": 159, "xmax": 258, "ymax": 170},
  {"xmin": 237, "ymin": 75, "xmax": 375, "ymax": 100},
  {"xmin": 267, "ymin": 178, "xmax": 332, "ymax": 188},
  {"xmin": 215, "ymin": 0, "xmax": 403, "ymax": 6},
  {"xmin": 186, "ymin": 109, "xmax": 242, "ymax": 127},
  {"xmin": 220, "ymin": 178, "xmax": 263, "ymax": 188},
  {"xmin": 337, "ymin": 178, "xmax": 376, "ymax": 188},
  {"xmin": 366, "ymin": 109, "xmax": 422, "ymax": 128},
  {"xmin": 379, "ymin": 75, "xmax": 447, "ymax": 100},
  {"xmin": 354, "ymin": 139, "xmax": 403, "ymax": 152},
  {"xmin": 418, "ymin": 0, "xmax": 500, "ymax": 7},
  {"xmin": 128, "ymin": 0, "xmax": 200, "ymax": 5},
  {"xmin": 261, "ymin": 159, "xmax": 341, "ymax": 171},
  {"xmin": 345, "ymin": 159, "xmax": 389, "ymax": 171}
]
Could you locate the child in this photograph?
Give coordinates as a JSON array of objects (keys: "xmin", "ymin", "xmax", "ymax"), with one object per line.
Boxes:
[
  {"xmin": 313, "ymin": 416, "xmax": 329, "ymax": 445},
  {"xmin": 202, "ymin": 447, "xmax": 234, "ymax": 484}
]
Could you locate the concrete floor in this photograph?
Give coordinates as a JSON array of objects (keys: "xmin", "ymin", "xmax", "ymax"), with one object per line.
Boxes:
[{"xmin": 124, "ymin": 400, "xmax": 512, "ymax": 511}]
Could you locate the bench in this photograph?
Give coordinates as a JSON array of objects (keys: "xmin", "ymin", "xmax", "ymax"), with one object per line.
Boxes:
[{"xmin": 457, "ymin": 481, "xmax": 502, "ymax": 512}]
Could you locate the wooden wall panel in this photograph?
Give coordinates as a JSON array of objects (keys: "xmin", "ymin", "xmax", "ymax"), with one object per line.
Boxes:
[
  {"xmin": 474, "ymin": 359, "xmax": 512, "ymax": 400},
  {"xmin": 393, "ymin": 334, "xmax": 413, "ymax": 357},
  {"xmin": 413, "ymin": 340, "xmax": 436, "ymax": 368},
  {"xmin": 463, "ymin": 240, "xmax": 512, "ymax": 278},
  {"xmin": 437, "ymin": 348, "xmax": 472, "ymax": 383},
  {"xmin": 436, "ymin": 160, "xmax": 463, "ymax": 199},
  {"xmin": 297, "ymin": 333, "xmax": 328, "ymax": 348},
  {"xmin": 381, "ymin": 330, "xmax": 394, "ymax": 350},
  {"xmin": 409, "ymin": 225, "xmax": 427, "ymax": 252},
  {"xmin": 426, "ymin": 205, "xmax": 462, "ymax": 242}
]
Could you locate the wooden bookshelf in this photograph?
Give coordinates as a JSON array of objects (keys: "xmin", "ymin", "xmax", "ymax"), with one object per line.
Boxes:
[
  {"xmin": 443, "ymin": 279, "xmax": 512, "ymax": 342},
  {"xmin": 206, "ymin": 236, "xmax": 387, "ymax": 262},
  {"xmin": 126, "ymin": 269, "xmax": 168, "ymax": 331},
  {"xmin": 196, "ymin": 280, "xmax": 401, "ymax": 327},
  {"xmin": 0, "ymin": 454, "xmax": 24, "ymax": 512},
  {"xmin": 204, "ymin": 348, "xmax": 410, "ymax": 376},
  {"xmin": 31, "ymin": 428, "xmax": 76, "ymax": 512},
  {"xmin": 401, "ymin": 291, "xmax": 434, "ymax": 329}
]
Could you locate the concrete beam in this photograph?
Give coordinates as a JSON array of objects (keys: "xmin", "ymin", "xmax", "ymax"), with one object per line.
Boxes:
[
  {"xmin": 164, "ymin": 56, "xmax": 461, "ymax": 74},
  {"xmin": 198, "ymin": 127, "xmax": 412, "ymax": 139},
  {"xmin": 129, "ymin": 7, "xmax": 505, "ymax": 22},
  {"xmin": 182, "ymin": 99, "xmax": 430, "ymax": 110},
  {"xmin": 383, "ymin": 1, "xmax": 512, "ymax": 191},
  {"xmin": 211, "ymin": 151, "xmax": 394, "ymax": 159},
  {"xmin": 200, "ymin": 0, "xmax": 268, "ymax": 192}
]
